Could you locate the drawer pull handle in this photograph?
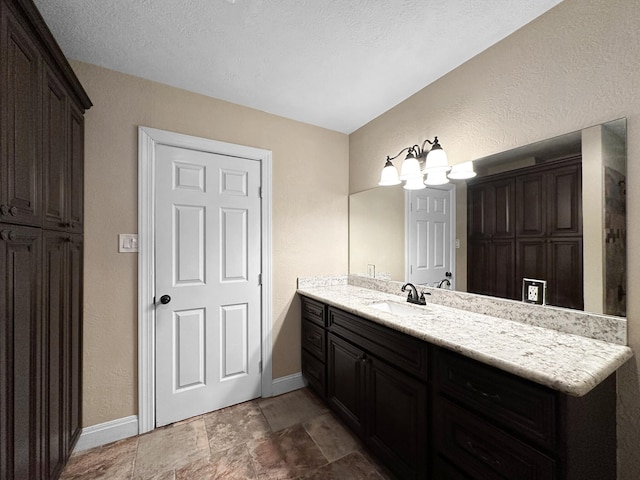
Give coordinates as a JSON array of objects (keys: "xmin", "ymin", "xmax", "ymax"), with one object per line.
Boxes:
[
  {"xmin": 465, "ymin": 381, "xmax": 501, "ymax": 402},
  {"xmin": 0, "ymin": 205, "xmax": 8, "ymax": 216},
  {"xmin": 466, "ymin": 440, "xmax": 502, "ymax": 469}
]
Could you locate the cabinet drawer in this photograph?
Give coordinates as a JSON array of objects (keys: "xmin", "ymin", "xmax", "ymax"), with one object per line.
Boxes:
[
  {"xmin": 434, "ymin": 398, "xmax": 556, "ymax": 480},
  {"xmin": 301, "ymin": 296, "xmax": 326, "ymax": 326},
  {"xmin": 433, "ymin": 348, "xmax": 556, "ymax": 450},
  {"xmin": 302, "ymin": 349, "xmax": 326, "ymax": 398},
  {"xmin": 302, "ymin": 318, "xmax": 325, "ymax": 361},
  {"xmin": 328, "ymin": 307, "xmax": 428, "ymax": 381}
]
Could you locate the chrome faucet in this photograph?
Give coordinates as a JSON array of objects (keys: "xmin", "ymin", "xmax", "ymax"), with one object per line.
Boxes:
[{"xmin": 401, "ymin": 283, "xmax": 427, "ymax": 305}]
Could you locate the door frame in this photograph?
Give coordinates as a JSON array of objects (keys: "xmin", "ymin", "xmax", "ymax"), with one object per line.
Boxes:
[
  {"xmin": 404, "ymin": 184, "xmax": 456, "ymax": 287},
  {"xmin": 137, "ymin": 126, "xmax": 273, "ymax": 434}
]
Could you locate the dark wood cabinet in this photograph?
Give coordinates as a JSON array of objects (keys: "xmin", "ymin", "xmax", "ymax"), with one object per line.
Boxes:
[
  {"xmin": 325, "ymin": 306, "xmax": 428, "ymax": 479},
  {"xmin": 0, "ymin": 224, "xmax": 43, "ymax": 480},
  {"xmin": 301, "ymin": 297, "xmax": 327, "ymax": 399},
  {"xmin": 432, "ymin": 347, "xmax": 615, "ymax": 480},
  {"xmin": 301, "ymin": 296, "xmax": 617, "ymax": 480},
  {"xmin": 0, "ymin": 4, "xmax": 42, "ymax": 227},
  {"xmin": 1, "ymin": 1, "xmax": 91, "ymax": 479},
  {"xmin": 468, "ymin": 178, "xmax": 515, "ymax": 240},
  {"xmin": 468, "ymin": 157, "xmax": 583, "ymax": 308}
]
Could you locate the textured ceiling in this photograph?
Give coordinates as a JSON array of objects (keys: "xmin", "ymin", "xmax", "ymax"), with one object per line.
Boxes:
[{"xmin": 34, "ymin": 0, "xmax": 563, "ymax": 134}]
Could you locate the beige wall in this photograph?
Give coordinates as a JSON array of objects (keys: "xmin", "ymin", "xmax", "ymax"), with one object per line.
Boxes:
[
  {"xmin": 71, "ymin": 61, "xmax": 349, "ymax": 427},
  {"xmin": 349, "ymin": 185, "xmax": 405, "ymax": 280},
  {"xmin": 349, "ymin": 0, "xmax": 640, "ymax": 478}
]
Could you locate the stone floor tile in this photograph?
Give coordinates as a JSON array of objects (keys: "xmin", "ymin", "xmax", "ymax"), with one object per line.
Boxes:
[
  {"xmin": 303, "ymin": 412, "xmax": 360, "ymax": 462},
  {"xmin": 258, "ymin": 389, "xmax": 328, "ymax": 432},
  {"xmin": 133, "ymin": 417, "xmax": 209, "ymax": 478},
  {"xmin": 59, "ymin": 436, "xmax": 138, "ymax": 480},
  {"xmin": 247, "ymin": 424, "xmax": 327, "ymax": 479},
  {"xmin": 204, "ymin": 400, "xmax": 272, "ymax": 454},
  {"xmin": 175, "ymin": 444, "xmax": 258, "ymax": 479},
  {"xmin": 299, "ymin": 451, "xmax": 384, "ymax": 480}
]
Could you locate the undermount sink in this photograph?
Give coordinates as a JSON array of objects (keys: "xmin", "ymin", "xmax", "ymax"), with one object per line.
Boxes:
[{"xmin": 369, "ymin": 301, "xmax": 431, "ymax": 316}]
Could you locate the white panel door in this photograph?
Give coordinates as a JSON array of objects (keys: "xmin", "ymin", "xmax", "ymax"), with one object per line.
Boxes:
[
  {"xmin": 155, "ymin": 144, "xmax": 262, "ymax": 426},
  {"xmin": 407, "ymin": 185, "xmax": 455, "ymax": 287}
]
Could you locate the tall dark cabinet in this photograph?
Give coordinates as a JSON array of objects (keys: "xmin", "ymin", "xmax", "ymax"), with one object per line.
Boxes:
[
  {"xmin": 0, "ymin": 1, "xmax": 91, "ymax": 479},
  {"xmin": 467, "ymin": 157, "xmax": 583, "ymax": 309}
]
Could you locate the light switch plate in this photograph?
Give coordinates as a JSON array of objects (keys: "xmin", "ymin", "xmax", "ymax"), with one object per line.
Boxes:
[
  {"xmin": 522, "ymin": 278, "xmax": 546, "ymax": 305},
  {"xmin": 119, "ymin": 234, "xmax": 139, "ymax": 253}
]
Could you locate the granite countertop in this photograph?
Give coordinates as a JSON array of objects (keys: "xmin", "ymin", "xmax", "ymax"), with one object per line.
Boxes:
[{"xmin": 297, "ymin": 284, "xmax": 633, "ymax": 397}]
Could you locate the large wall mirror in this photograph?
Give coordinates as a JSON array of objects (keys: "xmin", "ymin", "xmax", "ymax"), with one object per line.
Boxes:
[{"xmin": 349, "ymin": 118, "xmax": 626, "ymax": 317}]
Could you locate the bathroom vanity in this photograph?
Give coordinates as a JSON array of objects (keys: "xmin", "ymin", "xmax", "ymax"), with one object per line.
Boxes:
[{"xmin": 298, "ymin": 280, "xmax": 632, "ymax": 480}]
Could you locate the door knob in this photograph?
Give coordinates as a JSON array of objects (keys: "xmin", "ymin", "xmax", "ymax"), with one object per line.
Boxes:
[{"xmin": 159, "ymin": 295, "xmax": 171, "ymax": 305}]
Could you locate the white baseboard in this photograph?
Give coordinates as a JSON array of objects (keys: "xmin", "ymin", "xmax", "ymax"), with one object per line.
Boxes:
[
  {"xmin": 271, "ymin": 372, "xmax": 307, "ymax": 396},
  {"xmin": 74, "ymin": 415, "xmax": 139, "ymax": 453},
  {"xmin": 74, "ymin": 374, "xmax": 306, "ymax": 452}
]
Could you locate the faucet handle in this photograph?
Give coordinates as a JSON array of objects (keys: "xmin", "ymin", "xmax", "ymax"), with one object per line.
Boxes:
[{"xmin": 418, "ymin": 290, "xmax": 431, "ymax": 304}]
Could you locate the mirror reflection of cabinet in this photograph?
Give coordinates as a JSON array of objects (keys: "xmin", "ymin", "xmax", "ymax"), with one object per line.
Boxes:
[{"xmin": 467, "ymin": 157, "xmax": 583, "ymax": 309}]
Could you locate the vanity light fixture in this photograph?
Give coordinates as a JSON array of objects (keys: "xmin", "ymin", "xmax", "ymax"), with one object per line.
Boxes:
[{"xmin": 378, "ymin": 136, "xmax": 476, "ymax": 188}]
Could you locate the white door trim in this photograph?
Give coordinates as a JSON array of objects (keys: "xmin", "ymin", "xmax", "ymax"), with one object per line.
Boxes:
[{"xmin": 137, "ymin": 126, "xmax": 273, "ymax": 434}]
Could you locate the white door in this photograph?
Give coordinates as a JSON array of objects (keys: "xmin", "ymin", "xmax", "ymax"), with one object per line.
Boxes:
[
  {"xmin": 407, "ymin": 185, "xmax": 455, "ymax": 287},
  {"xmin": 154, "ymin": 144, "xmax": 262, "ymax": 427}
]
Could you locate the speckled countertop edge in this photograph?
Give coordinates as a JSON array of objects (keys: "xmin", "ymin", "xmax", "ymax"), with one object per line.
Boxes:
[{"xmin": 297, "ymin": 284, "xmax": 633, "ymax": 397}]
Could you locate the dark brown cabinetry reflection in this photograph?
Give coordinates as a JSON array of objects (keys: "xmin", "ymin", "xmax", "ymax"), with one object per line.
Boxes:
[{"xmin": 467, "ymin": 157, "xmax": 583, "ymax": 309}]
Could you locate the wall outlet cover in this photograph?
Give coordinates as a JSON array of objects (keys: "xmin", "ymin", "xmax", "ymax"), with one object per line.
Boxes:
[{"xmin": 522, "ymin": 278, "xmax": 546, "ymax": 305}]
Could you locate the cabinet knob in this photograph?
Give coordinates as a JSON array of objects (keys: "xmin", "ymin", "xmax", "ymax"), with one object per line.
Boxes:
[
  {"xmin": 159, "ymin": 295, "xmax": 171, "ymax": 305},
  {"xmin": 9, "ymin": 206, "xmax": 17, "ymax": 216},
  {"xmin": 0, "ymin": 205, "xmax": 9, "ymax": 216},
  {"xmin": 1, "ymin": 230, "xmax": 16, "ymax": 241}
]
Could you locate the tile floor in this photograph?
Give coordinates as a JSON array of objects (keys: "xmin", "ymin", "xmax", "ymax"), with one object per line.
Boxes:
[{"xmin": 60, "ymin": 389, "xmax": 396, "ymax": 479}]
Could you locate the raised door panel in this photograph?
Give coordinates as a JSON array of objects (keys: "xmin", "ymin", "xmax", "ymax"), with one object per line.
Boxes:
[
  {"xmin": 492, "ymin": 179, "xmax": 515, "ymax": 238},
  {"xmin": 327, "ymin": 333, "xmax": 365, "ymax": 437},
  {"xmin": 517, "ymin": 239, "xmax": 547, "ymax": 295},
  {"xmin": 547, "ymin": 163, "xmax": 582, "ymax": 237},
  {"xmin": 42, "ymin": 66, "xmax": 68, "ymax": 231},
  {"xmin": 42, "ymin": 231, "xmax": 67, "ymax": 479},
  {"xmin": 467, "ymin": 241, "xmax": 491, "ymax": 297},
  {"xmin": 67, "ymin": 103, "xmax": 84, "ymax": 233},
  {"xmin": 433, "ymin": 398, "xmax": 556, "ymax": 480},
  {"xmin": 366, "ymin": 356, "xmax": 427, "ymax": 479},
  {"xmin": 0, "ymin": 224, "xmax": 42, "ymax": 480},
  {"xmin": 0, "ymin": 7, "xmax": 42, "ymax": 227},
  {"xmin": 467, "ymin": 183, "xmax": 493, "ymax": 239},
  {"xmin": 547, "ymin": 238, "xmax": 583, "ymax": 310},
  {"xmin": 491, "ymin": 239, "xmax": 516, "ymax": 300},
  {"xmin": 516, "ymin": 172, "xmax": 546, "ymax": 237}
]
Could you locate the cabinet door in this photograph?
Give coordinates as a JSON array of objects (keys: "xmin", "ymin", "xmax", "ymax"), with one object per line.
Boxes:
[
  {"xmin": 0, "ymin": 224, "xmax": 42, "ymax": 480},
  {"xmin": 366, "ymin": 356, "xmax": 427, "ymax": 479},
  {"xmin": 67, "ymin": 105, "xmax": 84, "ymax": 233},
  {"xmin": 42, "ymin": 66, "xmax": 68, "ymax": 231},
  {"xmin": 492, "ymin": 179, "xmax": 516, "ymax": 238},
  {"xmin": 547, "ymin": 238, "xmax": 583, "ymax": 310},
  {"xmin": 468, "ymin": 239, "xmax": 516, "ymax": 300},
  {"xmin": 467, "ymin": 240, "xmax": 491, "ymax": 296},
  {"xmin": 491, "ymin": 239, "xmax": 516, "ymax": 300},
  {"xmin": 516, "ymin": 238, "xmax": 547, "ymax": 296},
  {"xmin": 547, "ymin": 163, "xmax": 581, "ymax": 237},
  {"xmin": 327, "ymin": 333, "xmax": 366, "ymax": 437},
  {"xmin": 0, "ymin": 7, "xmax": 42, "ymax": 227},
  {"xmin": 66, "ymin": 235, "xmax": 83, "ymax": 450},
  {"xmin": 467, "ymin": 183, "xmax": 491, "ymax": 240},
  {"xmin": 42, "ymin": 231, "xmax": 68, "ymax": 479},
  {"xmin": 516, "ymin": 172, "xmax": 546, "ymax": 237}
]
